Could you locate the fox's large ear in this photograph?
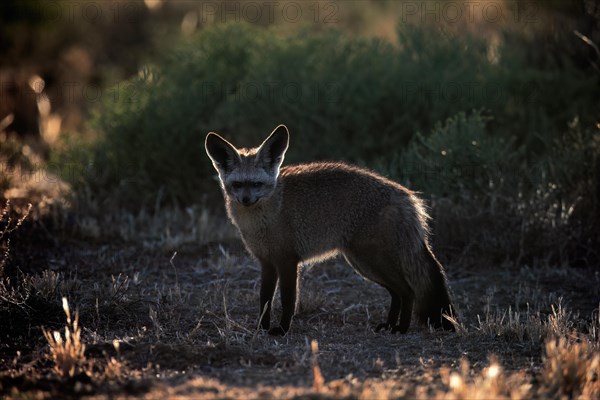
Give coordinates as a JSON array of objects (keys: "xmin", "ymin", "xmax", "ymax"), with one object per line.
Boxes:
[
  {"xmin": 257, "ymin": 125, "xmax": 289, "ymax": 172},
  {"xmin": 205, "ymin": 132, "xmax": 240, "ymax": 173}
]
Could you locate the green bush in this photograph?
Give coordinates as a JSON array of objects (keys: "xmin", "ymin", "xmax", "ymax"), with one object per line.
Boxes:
[
  {"xmin": 58, "ymin": 22, "xmax": 598, "ymax": 210},
  {"xmin": 388, "ymin": 111, "xmax": 599, "ymax": 265},
  {"xmin": 385, "ymin": 111, "xmax": 520, "ymax": 197}
]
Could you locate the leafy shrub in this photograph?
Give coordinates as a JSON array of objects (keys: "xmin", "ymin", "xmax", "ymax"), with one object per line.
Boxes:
[
  {"xmin": 388, "ymin": 111, "xmax": 599, "ymax": 265},
  {"xmin": 57, "ymin": 22, "xmax": 599, "ymax": 210},
  {"xmin": 71, "ymin": 24, "xmax": 274, "ymax": 207},
  {"xmin": 387, "ymin": 111, "xmax": 519, "ymax": 197}
]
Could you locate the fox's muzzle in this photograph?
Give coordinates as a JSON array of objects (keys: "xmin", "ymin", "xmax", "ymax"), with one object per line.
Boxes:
[{"xmin": 241, "ymin": 196, "xmax": 258, "ymax": 206}]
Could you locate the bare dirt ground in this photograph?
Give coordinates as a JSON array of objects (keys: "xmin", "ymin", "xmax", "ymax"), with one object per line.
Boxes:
[{"xmin": 1, "ymin": 204, "xmax": 599, "ymax": 398}]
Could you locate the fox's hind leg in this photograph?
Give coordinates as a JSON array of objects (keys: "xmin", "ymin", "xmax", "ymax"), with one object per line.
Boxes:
[
  {"xmin": 394, "ymin": 289, "xmax": 414, "ymax": 333},
  {"xmin": 344, "ymin": 251, "xmax": 414, "ymax": 334},
  {"xmin": 374, "ymin": 285, "xmax": 414, "ymax": 334},
  {"xmin": 375, "ymin": 287, "xmax": 400, "ymax": 332}
]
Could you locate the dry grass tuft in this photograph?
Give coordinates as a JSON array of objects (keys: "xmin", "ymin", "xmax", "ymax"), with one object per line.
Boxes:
[
  {"xmin": 30, "ymin": 270, "xmax": 61, "ymax": 300},
  {"xmin": 546, "ymin": 302, "xmax": 574, "ymax": 338},
  {"xmin": 42, "ymin": 297, "xmax": 86, "ymax": 377},
  {"xmin": 438, "ymin": 357, "xmax": 532, "ymax": 399},
  {"xmin": 541, "ymin": 335, "xmax": 600, "ymax": 399},
  {"xmin": 443, "ymin": 311, "xmax": 466, "ymax": 335},
  {"xmin": 102, "ymin": 340, "xmax": 125, "ymax": 381},
  {"xmin": 473, "ymin": 294, "xmax": 577, "ymax": 346},
  {"xmin": 476, "ymin": 303, "xmax": 545, "ymax": 344}
]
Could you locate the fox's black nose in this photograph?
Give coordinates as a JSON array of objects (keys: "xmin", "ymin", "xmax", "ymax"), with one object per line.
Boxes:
[{"xmin": 241, "ymin": 197, "xmax": 255, "ymax": 206}]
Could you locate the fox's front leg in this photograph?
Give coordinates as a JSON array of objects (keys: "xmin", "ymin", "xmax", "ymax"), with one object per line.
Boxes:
[
  {"xmin": 259, "ymin": 262, "xmax": 278, "ymax": 331},
  {"xmin": 268, "ymin": 260, "xmax": 299, "ymax": 336}
]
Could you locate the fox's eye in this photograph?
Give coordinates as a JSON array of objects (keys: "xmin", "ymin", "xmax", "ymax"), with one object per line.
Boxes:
[
  {"xmin": 231, "ymin": 182, "xmax": 242, "ymax": 189},
  {"xmin": 252, "ymin": 182, "xmax": 264, "ymax": 188}
]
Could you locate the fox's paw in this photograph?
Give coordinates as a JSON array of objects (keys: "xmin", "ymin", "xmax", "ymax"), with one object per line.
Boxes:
[{"xmin": 268, "ymin": 326, "xmax": 287, "ymax": 336}]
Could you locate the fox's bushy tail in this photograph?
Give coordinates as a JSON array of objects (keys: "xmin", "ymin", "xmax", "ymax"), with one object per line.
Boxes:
[{"xmin": 416, "ymin": 245, "xmax": 456, "ymax": 331}]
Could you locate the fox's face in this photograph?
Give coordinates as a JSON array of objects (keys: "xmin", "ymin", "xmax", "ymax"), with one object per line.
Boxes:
[{"xmin": 205, "ymin": 125, "xmax": 289, "ymax": 207}]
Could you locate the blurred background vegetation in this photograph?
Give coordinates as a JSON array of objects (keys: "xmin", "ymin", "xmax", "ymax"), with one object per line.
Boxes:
[{"xmin": 1, "ymin": 0, "xmax": 599, "ymax": 266}]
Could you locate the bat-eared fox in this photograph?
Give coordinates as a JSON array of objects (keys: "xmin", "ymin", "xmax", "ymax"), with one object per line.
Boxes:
[{"xmin": 205, "ymin": 125, "xmax": 456, "ymax": 336}]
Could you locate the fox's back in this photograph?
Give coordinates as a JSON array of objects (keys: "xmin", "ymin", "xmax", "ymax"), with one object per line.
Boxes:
[
  {"xmin": 275, "ymin": 162, "xmax": 429, "ymax": 261},
  {"xmin": 280, "ymin": 162, "xmax": 408, "ymax": 219}
]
